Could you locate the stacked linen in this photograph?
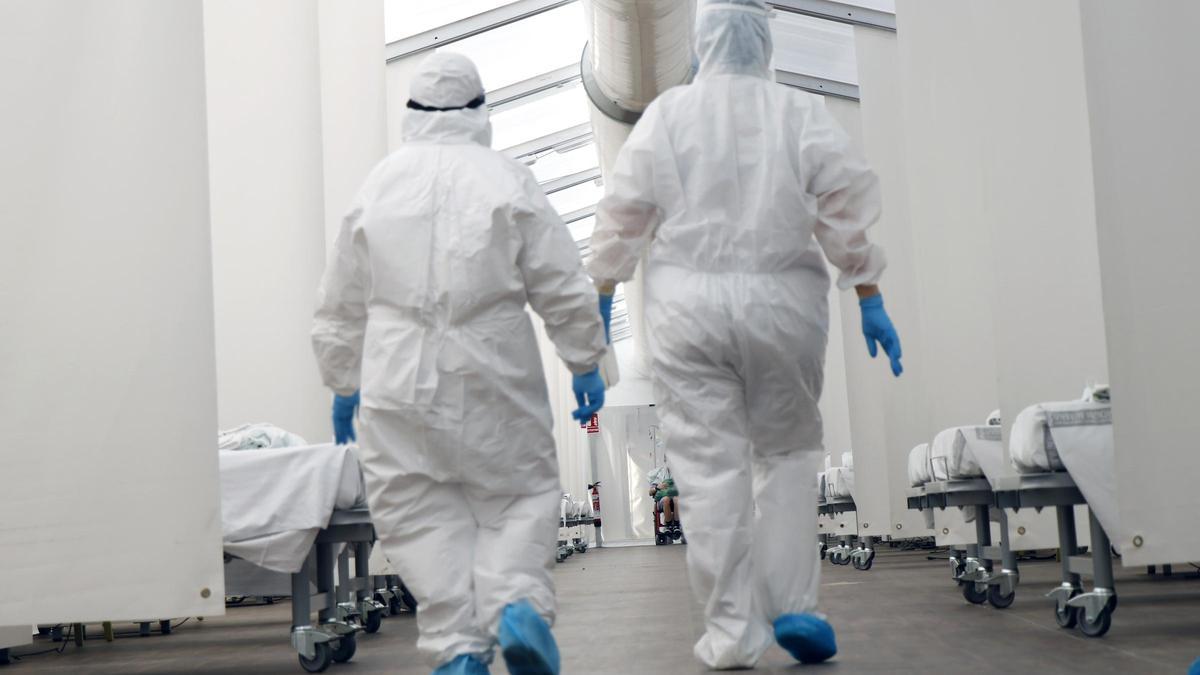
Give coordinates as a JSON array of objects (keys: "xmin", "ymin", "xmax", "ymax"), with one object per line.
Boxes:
[
  {"xmin": 218, "ymin": 423, "xmax": 307, "ymax": 451},
  {"xmin": 1010, "ymin": 386, "xmax": 1119, "ymax": 547},
  {"xmin": 907, "ymin": 443, "xmax": 932, "ymax": 487},
  {"xmin": 824, "ymin": 452, "xmax": 855, "ymax": 500},
  {"xmin": 1011, "ymin": 388, "xmax": 1108, "ymax": 475},
  {"xmin": 1045, "ymin": 401, "xmax": 1119, "ymax": 549},
  {"xmin": 220, "ymin": 443, "xmax": 366, "ymax": 573},
  {"xmin": 1010, "ymin": 405, "xmax": 1066, "ymax": 474},
  {"xmin": 929, "ymin": 426, "xmax": 999, "ymax": 481}
]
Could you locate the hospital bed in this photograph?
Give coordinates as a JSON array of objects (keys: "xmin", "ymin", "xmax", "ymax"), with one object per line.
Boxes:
[
  {"xmin": 991, "ymin": 392, "xmax": 1119, "ymax": 638},
  {"xmin": 557, "ymin": 493, "xmax": 593, "ymax": 561},
  {"xmin": 220, "ymin": 443, "xmax": 389, "ymax": 672},
  {"xmin": 819, "ymin": 454, "xmax": 874, "ymax": 570},
  {"xmin": 906, "ymin": 425, "xmax": 1019, "ymax": 609}
]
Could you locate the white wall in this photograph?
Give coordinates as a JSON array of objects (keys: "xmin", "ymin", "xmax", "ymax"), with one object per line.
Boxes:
[
  {"xmin": 888, "ymin": 0, "xmax": 1098, "ymax": 550},
  {"xmin": 846, "ymin": 28, "xmax": 931, "ymax": 539},
  {"xmin": 1078, "ymin": 0, "xmax": 1200, "ymax": 565},
  {"xmin": 0, "ymin": 0, "xmax": 224, "ymax": 624},
  {"xmin": 205, "ymin": 0, "xmax": 388, "ymax": 443},
  {"xmin": 594, "ymin": 405, "xmax": 660, "ymax": 544},
  {"xmin": 205, "ymin": 0, "xmax": 330, "ymax": 443},
  {"xmin": 972, "ymin": 0, "xmax": 1107, "ymax": 459},
  {"xmin": 318, "ymin": 0, "xmax": 389, "ymax": 247}
]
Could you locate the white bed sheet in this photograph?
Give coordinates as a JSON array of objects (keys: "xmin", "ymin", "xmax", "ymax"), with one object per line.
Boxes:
[
  {"xmin": 907, "ymin": 443, "xmax": 932, "ymax": 487},
  {"xmin": 825, "ymin": 466, "xmax": 854, "ymax": 500},
  {"xmin": 930, "ymin": 426, "xmax": 998, "ymax": 481},
  {"xmin": 220, "ymin": 444, "xmax": 366, "ymax": 574},
  {"xmin": 1010, "ymin": 403, "xmax": 1067, "ymax": 474},
  {"xmin": 1042, "ymin": 402, "xmax": 1122, "ymax": 551}
]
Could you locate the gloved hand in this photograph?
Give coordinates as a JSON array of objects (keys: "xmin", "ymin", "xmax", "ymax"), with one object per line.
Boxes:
[
  {"xmin": 572, "ymin": 368, "xmax": 606, "ymax": 423},
  {"xmin": 598, "ymin": 293, "xmax": 614, "ymax": 343},
  {"xmin": 332, "ymin": 391, "xmax": 360, "ymax": 444},
  {"xmin": 860, "ymin": 294, "xmax": 903, "ymax": 376}
]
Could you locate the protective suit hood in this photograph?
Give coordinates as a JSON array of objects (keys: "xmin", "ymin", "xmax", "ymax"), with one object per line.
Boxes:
[
  {"xmin": 402, "ymin": 52, "xmax": 493, "ymax": 146},
  {"xmin": 695, "ymin": 0, "xmax": 773, "ymax": 79}
]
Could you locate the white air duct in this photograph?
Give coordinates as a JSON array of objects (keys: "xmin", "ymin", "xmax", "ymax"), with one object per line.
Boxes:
[{"xmin": 582, "ymin": 0, "xmax": 695, "ymax": 377}]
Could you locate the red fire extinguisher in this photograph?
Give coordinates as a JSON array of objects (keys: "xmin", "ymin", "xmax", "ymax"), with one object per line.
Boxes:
[{"xmin": 588, "ymin": 482, "xmax": 602, "ymax": 528}]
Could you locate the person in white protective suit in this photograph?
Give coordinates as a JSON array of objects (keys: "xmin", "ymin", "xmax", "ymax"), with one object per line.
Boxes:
[
  {"xmin": 586, "ymin": 0, "xmax": 903, "ymax": 669},
  {"xmin": 312, "ymin": 52, "xmax": 607, "ymax": 675}
]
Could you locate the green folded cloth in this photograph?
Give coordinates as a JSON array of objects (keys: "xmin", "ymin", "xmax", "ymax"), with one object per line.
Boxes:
[{"xmin": 655, "ymin": 479, "xmax": 678, "ymax": 500}]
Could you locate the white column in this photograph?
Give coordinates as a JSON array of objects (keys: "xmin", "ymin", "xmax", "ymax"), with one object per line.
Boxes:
[
  {"xmin": 0, "ymin": 0, "xmax": 224, "ymax": 624},
  {"xmin": 1079, "ymin": 0, "xmax": 1200, "ymax": 565}
]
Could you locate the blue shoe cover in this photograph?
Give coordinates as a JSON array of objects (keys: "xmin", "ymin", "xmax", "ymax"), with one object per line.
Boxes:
[
  {"xmin": 774, "ymin": 614, "xmax": 837, "ymax": 664},
  {"xmin": 1188, "ymin": 656, "xmax": 1200, "ymax": 675},
  {"xmin": 498, "ymin": 600, "xmax": 561, "ymax": 675},
  {"xmin": 432, "ymin": 654, "xmax": 489, "ymax": 675}
]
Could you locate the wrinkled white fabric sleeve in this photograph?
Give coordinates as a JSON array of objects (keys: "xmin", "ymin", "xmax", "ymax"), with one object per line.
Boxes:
[
  {"xmin": 587, "ymin": 104, "xmax": 667, "ymax": 284},
  {"xmin": 312, "ymin": 198, "xmax": 371, "ymax": 397},
  {"xmin": 802, "ymin": 97, "xmax": 887, "ymax": 290},
  {"xmin": 514, "ymin": 167, "xmax": 608, "ymax": 375}
]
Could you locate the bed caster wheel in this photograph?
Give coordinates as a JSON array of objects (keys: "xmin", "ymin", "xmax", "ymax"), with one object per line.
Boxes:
[
  {"xmin": 987, "ymin": 586, "xmax": 1015, "ymax": 609},
  {"xmin": 299, "ymin": 642, "xmax": 333, "ymax": 673},
  {"xmin": 962, "ymin": 582, "xmax": 988, "ymax": 605},
  {"xmin": 655, "ymin": 533, "xmax": 670, "ymax": 545},
  {"xmin": 1077, "ymin": 607, "xmax": 1112, "ymax": 638},
  {"xmin": 363, "ymin": 609, "xmax": 383, "ymax": 634},
  {"xmin": 1054, "ymin": 591, "xmax": 1079, "ymax": 629},
  {"xmin": 159, "ymin": 620, "xmax": 172, "ymax": 635},
  {"xmin": 670, "ymin": 528, "xmax": 682, "ymax": 541},
  {"xmin": 819, "ymin": 545, "xmax": 826, "ymax": 561},
  {"xmin": 1054, "ymin": 603, "xmax": 1077, "ymax": 629},
  {"xmin": 374, "ymin": 593, "xmax": 390, "ymax": 616},
  {"xmin": 852, "ymin": 555, "xmax": 873, "ymax": 571},
  {"xmin": 400, "ymin": 586, "xmax": 417, "ymax": 611},
  {"xmin": 331, "ymin": 633, "xmax": 357, "ymax": 663}
]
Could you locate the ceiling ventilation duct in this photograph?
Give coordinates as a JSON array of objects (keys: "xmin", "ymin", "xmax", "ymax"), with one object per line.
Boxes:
[{"xmin": 581, "ymin": 0, "xmax": 695, "ymax": 376}]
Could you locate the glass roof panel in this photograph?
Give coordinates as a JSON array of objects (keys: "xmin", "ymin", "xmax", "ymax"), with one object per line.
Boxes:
[
  {"xmin": 436, "ymin": 4, "xmax": 586, "ymax": 92},
  {"xmin": 528, "ymin": 142, "xmax": 599, "ymax": 183},
  {"xmin": 385, "ymin": 0, "xmax": 519, "ymax": 43},
  {"xmin": 567, "ymin": 214, "xmax": 596, "ymax": 242},
  {"xmin": 489, "ymin": 82, "xmax": 591, "ymax": 150},
  {"xmin": 770, "ymin": 12, "xmax": 858, "ymax": 84},
  {"xmin": 547, "ymin": 178, "xmax": 604, "ymax": 215}
]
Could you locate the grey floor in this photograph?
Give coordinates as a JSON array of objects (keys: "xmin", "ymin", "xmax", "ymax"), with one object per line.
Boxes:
[{"xmin": 7, "ymin": 544, "xmax": 1200, "ymax": 674}]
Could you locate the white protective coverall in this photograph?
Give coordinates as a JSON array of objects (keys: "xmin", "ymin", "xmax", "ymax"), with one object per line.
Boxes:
[
  {"xmin": 586, "ymin": 1, "xmax": 885, "ymax": 668},
  {"xmin": 312, "ymin": 53, "xmax": 607, "ymax": 666}
]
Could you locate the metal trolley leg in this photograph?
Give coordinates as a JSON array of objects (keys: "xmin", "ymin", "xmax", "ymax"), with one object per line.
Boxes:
[
  {"xmin": 1048, "ymin": 505, "xmax": 1082, "ymax": 629},
  {"xmin": 1065, "ymin": 509, "xmax": 1116, "ymax": 637}
]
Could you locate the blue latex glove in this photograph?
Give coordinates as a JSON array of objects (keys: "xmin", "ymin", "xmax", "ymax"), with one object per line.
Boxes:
[
  {"xmin": 571, "ymin": 368, "xmax": 605, "ymax": 423},
  {"xmin": 598, "ymin": 293, "xmax": 614, "ymax": 344},
  {"xmin": 860, "ymin": 294, "xmax": 903, "ymax": 376},
  {"xmin": 332, "ymin": 391, "xmax": 360, "ymax": 444}
]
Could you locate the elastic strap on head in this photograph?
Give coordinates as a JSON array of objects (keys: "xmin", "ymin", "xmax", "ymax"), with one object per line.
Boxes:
[{"xmin": 406, "ymin": 94, "xmax": 486, "ymax": 112}]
